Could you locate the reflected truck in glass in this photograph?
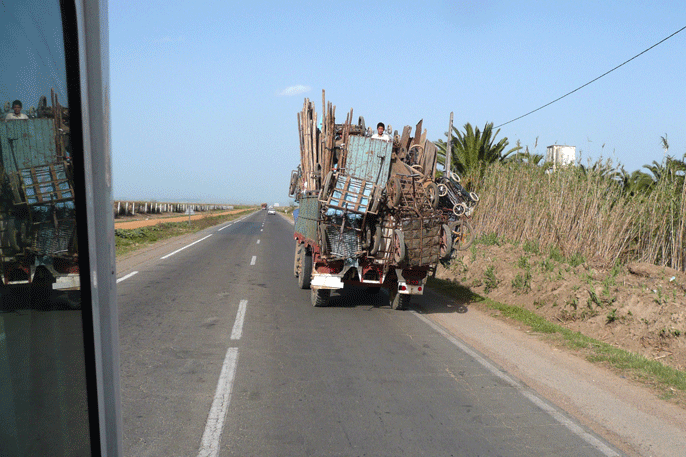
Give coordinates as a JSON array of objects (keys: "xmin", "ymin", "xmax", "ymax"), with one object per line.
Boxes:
[{"xmin": 0, "ymin": 0, "xmax": 120, "ymax": 456}]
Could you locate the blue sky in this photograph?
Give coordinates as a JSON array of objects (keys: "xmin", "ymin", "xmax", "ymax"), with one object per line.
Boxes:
[
  {"xmin": 109, "ymin": 0, "xmax": 686, "ymax": 205},
  {"xmin": 0, "ymin": 0, "xmax": 67, "ymax": 110}
]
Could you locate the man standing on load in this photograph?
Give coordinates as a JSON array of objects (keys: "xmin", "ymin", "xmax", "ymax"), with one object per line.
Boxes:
[
  {"xmin": 6, "ymin": 100, "xmax": 28, "ymax": 120},
  {"xmin": 371, "ymin": 122, "xmax": 390, "ymax": 142}
]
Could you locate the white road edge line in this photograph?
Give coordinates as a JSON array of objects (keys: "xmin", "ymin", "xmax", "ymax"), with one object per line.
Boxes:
[
  {"xmin": 230, "ymin": 299, "xmax": 248, "ymax": 340},
  {"xmin": 250, "ymin": 256, "xmax": 256, "ymax": 265},
  {"xmin": 256, "ymin": 240, "xmax": 260, "ymax": 244},
  {"xmin": 197, "ymin": 347, "xmax": 239, "ymax": 457},
  {"xmin": 412, "ymin": 312, "xmax": 620, "ymax": 457},
  {"xmin": 519, "ymin": 390, "xmax": 619, "ymax": 456},
  {"xmin": 116, "ymin": 271, "xmax": 138, "ymax": 283},
  {"xmin": 161, "ymin": 234, "xmax": 213, "ymax": 260},
  {"xmin": 217, "ymin": 223, "xmax": 232, "ymax": 231}
]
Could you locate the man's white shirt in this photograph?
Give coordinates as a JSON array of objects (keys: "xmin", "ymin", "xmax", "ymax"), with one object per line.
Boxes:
[
  {"xmin": 5, "ymin": 112, "xmax": 28, "ymax": 120},
  {"xmin": 371, "ymin": 133, "xmax": 391, "ymax": 142}
]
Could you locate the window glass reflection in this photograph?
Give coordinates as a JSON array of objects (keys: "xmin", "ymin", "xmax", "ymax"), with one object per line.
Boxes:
[{"xmin": 0, "ymin": 1, "xmax": 91, "ymax": 455}]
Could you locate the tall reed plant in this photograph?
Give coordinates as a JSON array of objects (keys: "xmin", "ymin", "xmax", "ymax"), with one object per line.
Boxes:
[{"xmin": 470, "ymin": 161, "xmax": 686, "ymax": 270}]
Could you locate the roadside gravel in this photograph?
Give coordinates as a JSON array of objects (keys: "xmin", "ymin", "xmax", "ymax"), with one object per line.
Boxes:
[{"xmin": 417, "ymin": 290, "xmax": 686, "ymax": 457}]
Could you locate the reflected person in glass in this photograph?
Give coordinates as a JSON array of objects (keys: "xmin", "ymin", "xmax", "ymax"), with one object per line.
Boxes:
[{"xmin": 5, "ymin": 100, "xmax": 29, "ymax": 120}]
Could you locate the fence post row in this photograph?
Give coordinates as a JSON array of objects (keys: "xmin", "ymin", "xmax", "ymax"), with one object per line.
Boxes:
[{"xmin": 113, "ymin": 201, "xmax": 239, "ymax": 218}]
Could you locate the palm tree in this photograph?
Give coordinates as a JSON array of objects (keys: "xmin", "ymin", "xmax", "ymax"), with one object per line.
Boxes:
[
  {"xmin": 612, "ymin": 167, "xmax": 655, "ymax": 196},
  {"xmin": 436, "ymin": 122, "xmax": 521, "ymax": 178},
  {"xmin": 508, "ymin": 145, "xmax": 545, "ymax": 166},
  {"xmin": 641, "ymin": 155, "xmax": 686, "ymax": 191},
  {"xmin": 644, "ymin": 160, "xmax": 666, "ymax": 183},
  {"xmin": 628, "ymin": 169, "xmax": 658, "ymax": 195}
]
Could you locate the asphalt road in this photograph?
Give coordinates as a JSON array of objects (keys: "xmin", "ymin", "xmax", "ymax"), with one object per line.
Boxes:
[{"xmin": 117, "ymin": 211, "xmax": 623, "ymax": 457}]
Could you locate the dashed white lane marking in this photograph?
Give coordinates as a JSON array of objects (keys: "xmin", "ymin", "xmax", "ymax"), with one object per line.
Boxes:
[
  {"xmin": 256, "ymin": 240, "xmax": 260, "ymax": 244},
  {"xmin": 231, "ymin": 300, "xmax": 248, "ymax": 340},
  {"xmin": 197, "ymin": 347, "xmax": 239, "ymax": 457},
  {"xmin": 218, "ymin": 223, "xmax": 232, "ymax": 231},
  {"xmin": 413, "ymin": 312, "xmax": 620, "ymax": 457},
  {"xmin": 260, "ymin": 229, "xmax": 263, "ymax": 232},
  {"xmin": 250, "ymin": 256, "xmax": 256, "ymax": 265},
  {"xmin": 116, "ymin": 271, "xmax": 139, "ymax": 283},
  {"xmin": 161, "ymin": 234, "xmax": 212, "ymax": 260}
]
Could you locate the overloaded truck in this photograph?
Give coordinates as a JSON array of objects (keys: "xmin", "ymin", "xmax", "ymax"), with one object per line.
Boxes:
[
  {"xmin": 289, "ymin": 93, "xmax": 479, "ymax": 309},
  {"xmin": 0, "ymin": 92, "xmax": 80, "ymax": 308}
]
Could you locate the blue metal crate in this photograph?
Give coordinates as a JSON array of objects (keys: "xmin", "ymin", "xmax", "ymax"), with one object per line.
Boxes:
[
  {"xmin": 324, "ymin": 174, "xmax": 379, "ymax": 216},
  {"xmin": 344, "ymin": 136, "xmax": 393, "ymax": 188},
  {"xmin": 0, "ymin": 119, "xmax": 60, "ymax": 172}
]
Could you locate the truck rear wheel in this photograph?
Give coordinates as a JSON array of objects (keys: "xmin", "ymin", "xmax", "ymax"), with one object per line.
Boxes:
[
  {"xmin": 311, "ymin": 288, "xmax": 330, "ymax": 307},
  {"xmin": 297, "ymin": 248, "xmax": 312, "ymax": 289},
  {"xmin": 30, "ymin": 282, "xmax": 52, "ymax": 309},
  {"xmin": 64, "ymin": 290, "xmax": 82, "ymax": 310},
  {"xmin": 294, "ymin": 244, "xmax": 300, "ymax": 277},
  {"xmin": 389, "ymin": 288, "xmax": 410, "ymax": 310},
  {"xmin": 30, "ymin": 268, "xmax": 54, "ymax": 309}
]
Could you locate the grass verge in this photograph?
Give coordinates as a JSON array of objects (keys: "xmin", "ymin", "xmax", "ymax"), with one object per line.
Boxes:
[
  {"xmin": 115, "ymin": 209, "xmax": 254, "ymax": 257},
  {"xmin": 428, "ymin": 277, "xmax": 686, "ymax": 402}
]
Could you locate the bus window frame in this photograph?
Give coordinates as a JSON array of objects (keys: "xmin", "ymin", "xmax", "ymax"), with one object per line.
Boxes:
[{"xmin": 62, "ymin": 0, "xmax": 122, "ymax": 455}]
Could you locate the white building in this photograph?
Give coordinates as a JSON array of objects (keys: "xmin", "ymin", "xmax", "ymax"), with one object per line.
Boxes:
[{"xmin": 546, "ymin": 145, "xmax": 576, "ymax": 170}]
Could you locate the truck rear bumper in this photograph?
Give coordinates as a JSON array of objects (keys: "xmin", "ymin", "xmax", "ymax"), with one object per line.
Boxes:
[
  {"xmin": 311, "ymin": 274, "xmax": 345, "ymax": 290},
  {"xmin": 310, "ymin": 272, "xmax": 427, "ymax": 296},
  {"xmin": 397, "ymin": 281, "xmax": 424, "ymax": 295},
  {"xmin": 53, "ymin": 274, "xmax": 80, "ymax": 290},
  {"xmin": 4, "ymin": 273, "xmax": 79, "ymax": 289}
]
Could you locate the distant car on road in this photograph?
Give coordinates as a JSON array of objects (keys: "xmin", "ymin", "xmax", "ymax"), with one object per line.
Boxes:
[{"xmin": 268, "ymin": 208, "xmax": 276, "ymax": 215}]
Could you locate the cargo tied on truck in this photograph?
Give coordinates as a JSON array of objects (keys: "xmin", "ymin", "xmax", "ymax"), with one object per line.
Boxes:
[
  {"xmin": 289, "ymin": 91, "xmax": 479, "ymax": 309},
  {"xmin": 0, "ymin": 91, "xmax": 80, "ymax": 308}
]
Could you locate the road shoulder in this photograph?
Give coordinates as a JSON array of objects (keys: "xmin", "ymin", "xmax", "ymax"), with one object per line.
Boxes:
[{"xmin": 417, "ymin": 290, "xmax": 686, "ymax": 457}]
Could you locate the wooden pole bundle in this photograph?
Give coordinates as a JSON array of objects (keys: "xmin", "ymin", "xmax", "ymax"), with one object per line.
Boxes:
[
  {"xmin": 339, "ymin": 109, "xmax": 352, "ymax": 172},
  {"xmin": 445, "ymin": 111, "xmax": 453, "ymax": 177},
  {"xmin": 298, "ymin": 98, "xmax": 319, "ymax": 191},
  {"xmin": 312, "ymin": 107, "xmax": 319, "ymax": 189},
  {"xmin": 327, "ymin": 101, "xmax": 336, "ymax": 173},
  {"xmin": 299, "ymin": 92, "xmax": 424, "ymax": 188}
]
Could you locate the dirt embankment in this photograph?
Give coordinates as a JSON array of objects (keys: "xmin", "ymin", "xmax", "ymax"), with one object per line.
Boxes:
[
  {"xmin": 113, "ymin": 209, "xmax": 248, "ymax": 230},
  {"xmin": 437, "ymin": 242, "xmax": 686, "ymax": 372}
]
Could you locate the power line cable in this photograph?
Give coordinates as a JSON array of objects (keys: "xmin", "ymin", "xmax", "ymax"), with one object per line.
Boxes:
[{"xmin": 495, "ymin": 24, "xmax": 686, "ymax": 129}]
